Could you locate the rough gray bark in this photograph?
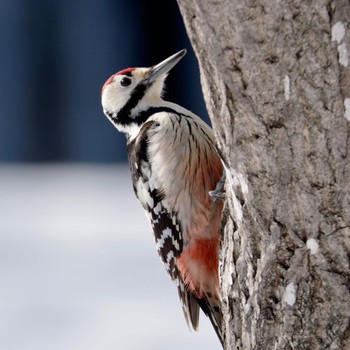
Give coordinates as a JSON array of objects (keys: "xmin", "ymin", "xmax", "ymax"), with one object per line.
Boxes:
[{"xmin": 177, "ymin": 1, "xmax": 350, "ymax": 349}]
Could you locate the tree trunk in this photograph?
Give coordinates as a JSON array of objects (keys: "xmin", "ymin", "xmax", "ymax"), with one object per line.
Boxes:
[{"xmin": 177, "ymin": 1, "xmax": 350, "ymax": 349}]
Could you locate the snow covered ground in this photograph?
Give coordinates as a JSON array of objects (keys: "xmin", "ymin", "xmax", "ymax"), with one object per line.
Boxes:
[{"xmin": 0, "ymin": 164, "xmax": 220, "ymax": 350}]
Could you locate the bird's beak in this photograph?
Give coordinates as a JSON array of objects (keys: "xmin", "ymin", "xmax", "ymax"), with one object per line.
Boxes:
[{"xmin": 145, "ymin": 49, "xmax": 187, "ymax": 83}]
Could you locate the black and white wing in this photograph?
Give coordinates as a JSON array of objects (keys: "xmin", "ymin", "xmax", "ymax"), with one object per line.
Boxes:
[{"xmin": 127, "ymin": 119, "xmax": 200, "ymax": 329}]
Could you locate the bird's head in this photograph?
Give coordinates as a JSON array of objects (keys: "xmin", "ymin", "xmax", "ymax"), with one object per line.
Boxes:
[{"xmin": 101, "ymin": 49, "xmax": 187, "ymax": 137}]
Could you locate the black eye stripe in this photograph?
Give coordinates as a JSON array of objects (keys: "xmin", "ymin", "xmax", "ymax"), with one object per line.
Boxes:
[{"xmin": 120, "ymin": 76, "xmax": 132, "ymax": 87}]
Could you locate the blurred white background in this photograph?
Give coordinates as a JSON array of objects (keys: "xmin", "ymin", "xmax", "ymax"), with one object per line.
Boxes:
[
  {"xmin": 0, "ymin": 164, "xmax": 221, "ymax": 350},
  {"xmin": 0, "ymin": 1, "xmax": 219, "ymax": 348}
]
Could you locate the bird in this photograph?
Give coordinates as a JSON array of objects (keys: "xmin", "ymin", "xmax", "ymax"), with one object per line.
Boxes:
[{"xmin": 101, "ymin": 49, "xmax": 224, "ymax": 346}]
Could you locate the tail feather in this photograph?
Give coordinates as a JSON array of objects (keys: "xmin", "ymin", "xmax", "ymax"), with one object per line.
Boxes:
[
  {"xmin": 177, "ymin": 286, "xmax": 200, "ymax": 330},
  {"xmin": 178, "ymin": 283, "xmax": 224, "ymax": 348},
  {"xmin": 196, "ymin": 295, "xmax": 224, "ymax": 347}
]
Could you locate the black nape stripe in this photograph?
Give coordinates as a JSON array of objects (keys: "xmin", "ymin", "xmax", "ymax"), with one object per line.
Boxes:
[
  {"xmin": 118, "ymin": 83, "xmax": 148, "ymax": 124},
  {"xmin": 135, "ymin": 107, "xmax": 184, "ymax": 125},
  {"xmin": 118, "ymin": 95, "xmax": 192, "ymax": 129},
  {"xmin": 119, "ymin": 105, "xmax": 186, "ymax": 127}
]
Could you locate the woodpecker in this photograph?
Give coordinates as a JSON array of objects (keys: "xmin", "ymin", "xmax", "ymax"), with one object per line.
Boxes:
[{"xmin": 101, "ymin": 49, "xmax": 224, "ymax": 346}]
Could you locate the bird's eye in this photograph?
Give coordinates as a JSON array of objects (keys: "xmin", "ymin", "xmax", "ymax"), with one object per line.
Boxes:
[{"xmin": 120, "ymin": 76, "xmax": 132, "ymax": 87}]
